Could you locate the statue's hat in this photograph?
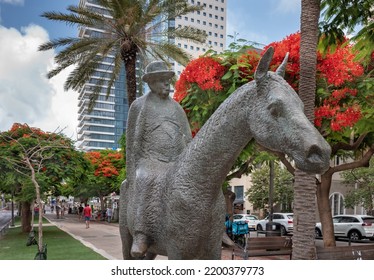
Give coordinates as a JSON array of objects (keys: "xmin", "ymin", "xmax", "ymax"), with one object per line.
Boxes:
[{"xmin": 142, "ymin": 61, "xmax": 174, "ymax": 83}]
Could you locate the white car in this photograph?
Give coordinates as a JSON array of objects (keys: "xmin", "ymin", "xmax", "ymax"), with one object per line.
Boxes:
[
  {"xmin": 256, "ymin": 213, "xmax": 293, "ymax": 235},
  {"xmin": 233, "ymin": 214, "xmax": 259, "ymax": 231},
  {"xmin": 315, "ymin": 215, "xmax": 374, "ymax": 241}
]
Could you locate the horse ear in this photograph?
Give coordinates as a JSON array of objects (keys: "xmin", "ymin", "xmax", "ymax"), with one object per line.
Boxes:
[
  {"xmin": 275, "ymin": 52, "xmax": 289, "ymax": 78},
  {"xmin": 255, "ymin": 46, "xmax": 274, "ymax": 83}
]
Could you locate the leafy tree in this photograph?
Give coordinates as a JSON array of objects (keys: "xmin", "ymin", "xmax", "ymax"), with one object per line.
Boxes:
[
  {"xmin": 0, "ymin": 123, "xmax": 85, "ymax": 254},
  {"xmin": 320, "ymin": 0, "xmax": 374, "ymax": 62},
  {"xmin": 246, "ymin": 163, "xmax": 294, "ymax": 213},
  {"xmin": 342, "ymin": 158, "xmax": 374, "ymax": 215},
  {"xmin": 83, "ymin": 150, "xmax": 124, "ymax": 211},
  {"xmin": 39, "ymin": 0, "xmax": 207, "ymax": 108}
]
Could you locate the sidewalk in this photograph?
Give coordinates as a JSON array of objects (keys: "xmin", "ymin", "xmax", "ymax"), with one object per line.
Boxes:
[{"xmin": 44, "ymin": 212, "xmax": 289, "ymax": 260}]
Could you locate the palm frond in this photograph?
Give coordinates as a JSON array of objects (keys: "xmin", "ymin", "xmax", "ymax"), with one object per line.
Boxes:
[
  {"xmin": 173, "ymin": 26, "xmax": 207, "ymax": 44},
  {"xmin": 38, "ymin": 37, "xmax": 80, "ymax": 51},
  {"xmin": 147, "ymin": 42, "xmax": 191, "ymax": 66}
]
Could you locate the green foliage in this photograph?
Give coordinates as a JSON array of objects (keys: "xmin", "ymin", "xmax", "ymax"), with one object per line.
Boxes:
[
  {"xmin": 342, "ymin": 158, "xmax": 374, "ymax": 212},
  {"xmin": 320, "ymin": 0, "xmax": 374, "ymax": 63},
  {"xmin": 0, "ymin": 123, "xmax": 86, "ymax": 202},
  {"xmin": 245, "ymin": 162, "xmax": 294, "ymax": 212}
]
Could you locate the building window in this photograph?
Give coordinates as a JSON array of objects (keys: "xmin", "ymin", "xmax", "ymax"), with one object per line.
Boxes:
[
  {"xmin": 234, "ymin": 186, "xmax": 244, "ymax": 200},
  {"xmin": 203, "ymin": 12, "xmax": 206, "ymax": 16},
  {"xmin": 221, "ymin": 16, "xmax": 224, "ymax": 21},
  {"xmin": 209, "ymin": 23, "xmax": 212, "ymax": 27},
  {"xmin": 215, "ymin": 15, "xmax": 218, "ymax": 19},
  {"xmin": 184, "ymin": 44, "xmax": 188, "ymax": 49},
  {"xmin": 197, "ymin": 19, "xmax": 200, "ymax": 24},
  {"xmin": 208, "ymin": 31, "xmax": 212, "ymax": 35},
  {"xmin": 330, "ymin": 193, "xmax": 345, "ymax": 216},
  {"xmin": 209, "ymin": 14, "xmax": 212, "ymax": 18},
  {"xmin": 220, "ymin": 43, "xmax": 223, "ymax": 47},
  {"xmin": 191, "ymin": 18, "xmax": 194, "ymax": 22},
  {"xmin": 185, "ymin": 17, "xmax": 188, "ymax": 21},
  {"xmin": 203, "ymin": 21, "xmax": 206, "ymax": 25}
]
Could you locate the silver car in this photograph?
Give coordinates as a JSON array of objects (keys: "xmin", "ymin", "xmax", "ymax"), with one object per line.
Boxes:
[
  {"xmin": 315, "ymin": 214, "xmax": 374, "ymax": 241},
  {"xmin": 256, "ymin": 213, "xmax": 293, "ymax": 235}
]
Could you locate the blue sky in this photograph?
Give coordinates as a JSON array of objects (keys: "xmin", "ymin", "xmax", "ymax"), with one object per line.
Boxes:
[{"xmin": 0, "ymin": 0, "xmax": 301, "ymax": 138}]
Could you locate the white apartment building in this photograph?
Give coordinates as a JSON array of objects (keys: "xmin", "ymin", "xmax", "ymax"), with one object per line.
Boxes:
[{"xmin": 174, "ymin": 0, "xmax": 227, "ymax": 76}]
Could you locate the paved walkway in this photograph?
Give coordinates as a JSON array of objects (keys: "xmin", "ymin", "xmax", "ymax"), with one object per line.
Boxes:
[{"xmin": 44, "ymin": 212, "xmax": 290, "ymax": 260}]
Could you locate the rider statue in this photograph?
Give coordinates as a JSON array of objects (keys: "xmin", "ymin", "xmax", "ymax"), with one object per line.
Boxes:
[{"xmin": 126, "ymin": 61, "xmax": 192, "ymax": 257}]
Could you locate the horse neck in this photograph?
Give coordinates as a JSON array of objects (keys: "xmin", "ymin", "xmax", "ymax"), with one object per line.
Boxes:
[{"xmin": 177, "ymin": 82, "xmax": 256, "ymax": 195}]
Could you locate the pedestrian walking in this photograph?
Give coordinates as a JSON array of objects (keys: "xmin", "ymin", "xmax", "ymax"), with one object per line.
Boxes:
[
  {"xmin": 83, "ymin": 203, "xmax": 92, "ymax": 229},
  {"xmin": 106, "ymin": 207, "xmax": 112, "ymax": 223}
]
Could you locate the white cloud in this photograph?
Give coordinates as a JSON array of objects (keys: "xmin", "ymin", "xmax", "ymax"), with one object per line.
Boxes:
[{"xmin": 0, "ymin": 24, "xmax": 78, "ymax": 139}]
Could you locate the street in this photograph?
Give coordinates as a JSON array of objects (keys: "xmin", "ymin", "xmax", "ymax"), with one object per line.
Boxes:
[{"xmin": 0, "ymin": 210, "xmax": 12, "ymax": 232}]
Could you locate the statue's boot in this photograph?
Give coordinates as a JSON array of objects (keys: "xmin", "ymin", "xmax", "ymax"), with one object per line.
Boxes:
[{"xmin": 131, "ymin": 233, "xmax": 148, "ymax": 258}]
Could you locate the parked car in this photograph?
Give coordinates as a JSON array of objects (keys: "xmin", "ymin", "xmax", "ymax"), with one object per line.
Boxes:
[
  {"xmin": 315, "ymin": 214, "xmax": 374, "ymax": 241},
  {"xmin": 256, "ymin": 213, "xmax": 293, "ymax": 235},
  {"xmin": 233, "ymin": 214, "xmax": 259, "ymax": 231}
]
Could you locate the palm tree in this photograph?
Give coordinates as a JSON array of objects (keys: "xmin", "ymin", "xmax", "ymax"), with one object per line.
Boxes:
[
  {"xmin": 292, "ymin": 0, "xmax": 321, "ymax": 260},
  {"xmin": 39, "ymin": 0, "xmax": 207, "ymax": 108}
]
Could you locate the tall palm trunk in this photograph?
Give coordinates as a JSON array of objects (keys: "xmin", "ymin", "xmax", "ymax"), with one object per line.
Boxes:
[
  {"xmin": 292, "ymin": 0, "xmax": 321, "ymax": 260},
  {"xmin": 124, "ymin": 55, "xmax": 138, "ymax": 107}
]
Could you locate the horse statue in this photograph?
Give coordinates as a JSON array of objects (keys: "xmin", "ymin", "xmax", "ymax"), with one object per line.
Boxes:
[{"xmin": 119, "ymin": 47, "xmax": 331, "ymax": 260}]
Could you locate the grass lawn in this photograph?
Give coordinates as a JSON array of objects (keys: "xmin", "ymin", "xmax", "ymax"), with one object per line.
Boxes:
[{"xmin": 0, "ymin": 217, "xmax": 106, "ymax": 260}]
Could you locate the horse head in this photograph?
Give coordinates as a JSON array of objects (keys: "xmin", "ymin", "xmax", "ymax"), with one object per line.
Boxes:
[{"xmin": 249, "ymin": 47, "xmax": 331, "ymax": 174}]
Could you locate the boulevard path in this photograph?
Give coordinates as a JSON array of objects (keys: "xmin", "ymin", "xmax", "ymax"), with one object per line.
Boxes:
[{"xmin": 43, "ymin": 212, "xmax": 289, "ymax": 260}]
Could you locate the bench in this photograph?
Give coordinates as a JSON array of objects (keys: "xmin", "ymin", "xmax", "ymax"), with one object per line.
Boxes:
[
  {"xmin": 316, "ymin": 244, "xmax": 374, "ymax": 260},
  {"xmin": 246, "ymin": 236, "xmax": 292, "ymax": 259}
]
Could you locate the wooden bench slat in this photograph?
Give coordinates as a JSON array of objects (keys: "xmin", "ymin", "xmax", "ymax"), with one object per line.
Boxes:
[
  {"xmin": 317, "ymin": 244, "xmax": 374, "ymax": 260},
  {"xmin": 246, "ymin": 236, "xmax": 292, "ymax": 259}
]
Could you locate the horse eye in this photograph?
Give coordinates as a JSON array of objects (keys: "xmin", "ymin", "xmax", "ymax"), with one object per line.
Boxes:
[{"xmin": 268, "ymin": 103, "xmax": 282, "ymax": 118}]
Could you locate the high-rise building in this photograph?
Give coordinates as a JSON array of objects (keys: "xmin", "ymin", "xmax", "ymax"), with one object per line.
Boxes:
[
  {"xmin": 174, "ymin": 0, "xmax": 227, "ymax": 76},
  {"xmin": 76, "ymin": 0, "xmax": 227, "ymax": 151}
]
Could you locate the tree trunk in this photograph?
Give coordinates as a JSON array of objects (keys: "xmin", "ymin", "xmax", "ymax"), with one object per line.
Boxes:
[
  {"xmin": 293, "ymin": 0, "xmax": 321, "ymax": 260},
  {"xmin": 124, "ymin": 55, "xmax": 137, "ymax": 107},
  {"xmin": 293, "ymin": 170, "xmax": 318, "ymax": 259},
  {"xmin": 317, "ymin": 171, "xmax": 336, "ymax": 247},
  {"xmin": 223, "ymin": 188, "xmax": 235, "ymax": 221},
  {"xmin": 21, "ymin": 201, "xmax": 32, "ymax": 233}
]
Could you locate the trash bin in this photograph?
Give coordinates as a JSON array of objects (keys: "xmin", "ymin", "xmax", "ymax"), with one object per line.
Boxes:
[{"xmin": 265, "ymin": 221, "xmax": 281, "ymax": 236}]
